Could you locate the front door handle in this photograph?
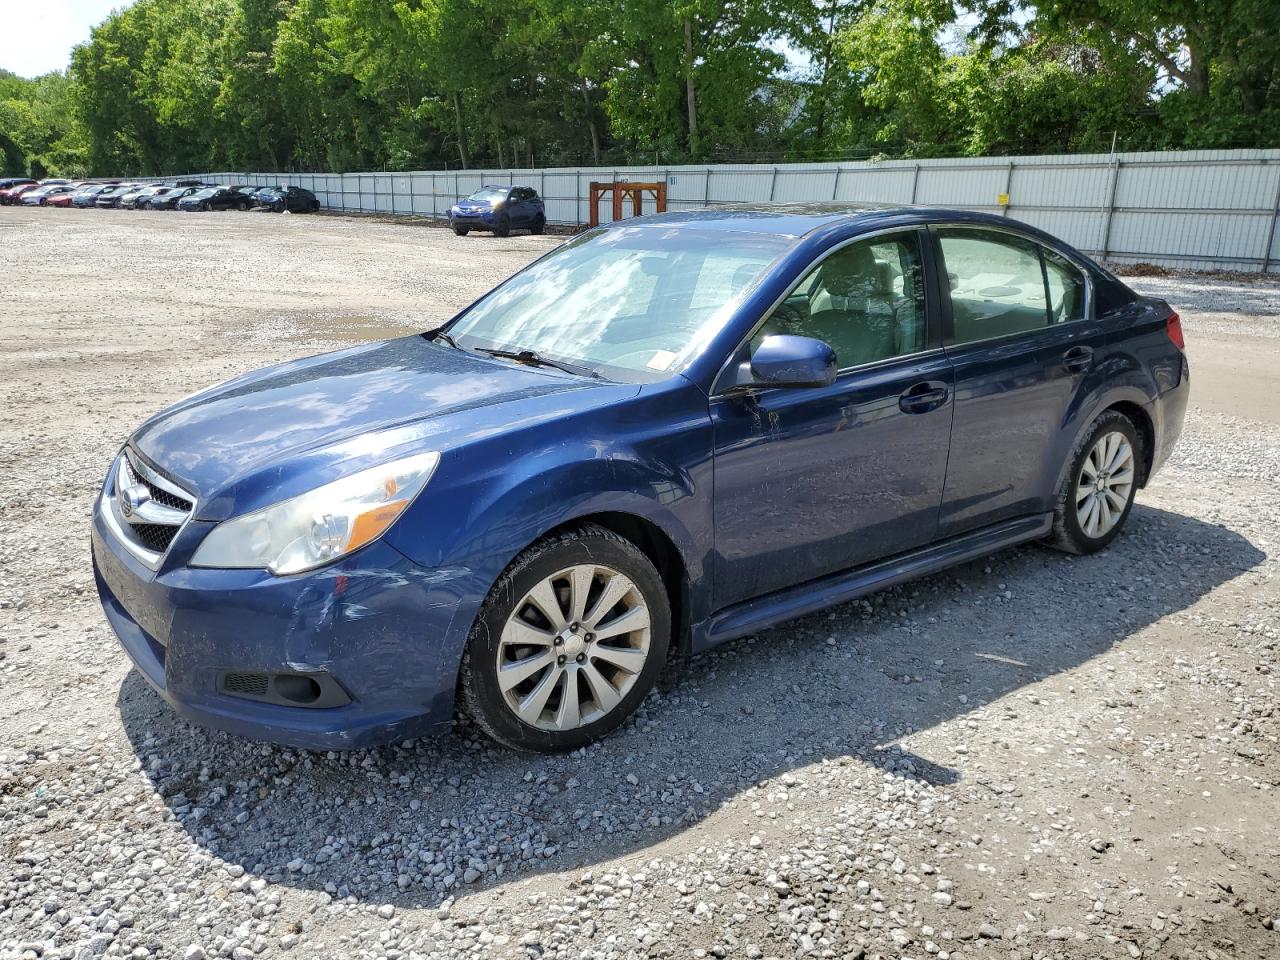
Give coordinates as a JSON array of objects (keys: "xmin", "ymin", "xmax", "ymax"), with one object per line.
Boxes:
[
  {"xmin": 899, "ymin": 380, "xmax": 949, "ymax": 414},
  {"xmin": 1063, "ymin": 345, "xmax": 1094, "ymax": 373}
]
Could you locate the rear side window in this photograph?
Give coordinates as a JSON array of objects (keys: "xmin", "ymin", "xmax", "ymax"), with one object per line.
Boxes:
[
  {"xmin": 939, "ymin": 230, "xmax": 1048, "ymax": 344},
  {"xmin": 1044, "ymin": 249, "xmax": 1086, "ymax": 324}
]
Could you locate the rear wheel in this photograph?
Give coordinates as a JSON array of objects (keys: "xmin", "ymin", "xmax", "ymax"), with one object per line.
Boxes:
[
  {"xmin": 460, "ymin": 524, "xmax": 670, "ymax": 752},
  {"xmin": 1049, "ymin": 409, "xmax": 1141, "ymax": 554}
]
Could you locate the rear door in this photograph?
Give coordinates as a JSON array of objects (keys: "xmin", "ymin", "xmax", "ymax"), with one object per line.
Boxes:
[{"xmin": 934, "ymin": 226, "xmax": 1104, "ymax": 537}]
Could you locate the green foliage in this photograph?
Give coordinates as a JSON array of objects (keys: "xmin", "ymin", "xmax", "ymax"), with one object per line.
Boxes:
[
  {"xmin": 0, "ymin": 69, "xmax": 88, "ymax": 177},
  {"xmin": 7, "ymin": 0, "xmax": 1271, "ymax": 177}
]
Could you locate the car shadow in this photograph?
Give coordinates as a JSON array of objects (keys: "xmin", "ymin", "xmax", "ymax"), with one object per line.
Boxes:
[{"xmin": 117, "ymin": 504, "xmax": 1263, "ymax": 908}]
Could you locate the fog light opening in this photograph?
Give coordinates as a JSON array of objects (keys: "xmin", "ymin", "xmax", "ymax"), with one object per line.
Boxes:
[{"xmin": 273, "ymin": 674, "xmax": 323, "ymax": 705}]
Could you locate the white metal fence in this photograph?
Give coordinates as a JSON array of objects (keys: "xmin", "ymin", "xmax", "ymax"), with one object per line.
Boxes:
[{"xmin": 186, "ymin": 148, "xmax": 1280, "ymax": 273}]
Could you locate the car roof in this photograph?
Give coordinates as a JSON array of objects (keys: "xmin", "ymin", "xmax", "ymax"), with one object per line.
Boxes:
[{"xmin": 624, "ymin": 202, "xmax": 1038, "ymax": 240}]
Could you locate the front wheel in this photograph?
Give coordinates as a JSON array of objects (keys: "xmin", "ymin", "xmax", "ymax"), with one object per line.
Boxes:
[
  {"xmin": 460, "ymin": 524, "xmax": 670, "ymax": 752},
  {"xmin": 1049, "ymin": 410, "xmax": 1142, "ymax": 554},
  {"xmin": 493, "ymin": 215, "xmax": 511, "ymax": 238},
  {"xmin": 452, "ymin": 225, "xmax": 469, "ymax": 236}
]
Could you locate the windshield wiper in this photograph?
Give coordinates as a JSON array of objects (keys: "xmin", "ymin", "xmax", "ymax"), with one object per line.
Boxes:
[
  {"xmin": 477, "ymin": 347, "xmax": 604, "ymax": 380},
  {"xmin": 422, "ymin": 326, "xmax": 463, "ymax": 350}
]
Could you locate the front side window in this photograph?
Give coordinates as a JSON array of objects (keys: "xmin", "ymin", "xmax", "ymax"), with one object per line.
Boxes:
[
  {"xmin": 751, "ymin": 231, "xmax": 928, "ymax": 368},
  {"xmin": 448, "ymin": 226, "xmax": 792, "ymax": 381},
  {"xmin": 940, "ymin": 230, "xmax": 1050, "ymax": 344}
]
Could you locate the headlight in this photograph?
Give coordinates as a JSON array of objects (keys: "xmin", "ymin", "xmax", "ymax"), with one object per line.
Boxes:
[{"xmin": 191, "ymin": 451, "xmax": 439, "ymax": 575}]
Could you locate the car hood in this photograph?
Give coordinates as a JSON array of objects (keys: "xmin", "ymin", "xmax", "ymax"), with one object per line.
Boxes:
[{"xmin": 130, "ymin": 336, "xmax": 627, "ymax": 520}]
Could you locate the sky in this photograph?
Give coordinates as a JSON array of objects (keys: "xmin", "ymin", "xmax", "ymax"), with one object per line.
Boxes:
[{"xmin": 0, "ymin": 0, "xmax": 128, "ymax": 78}]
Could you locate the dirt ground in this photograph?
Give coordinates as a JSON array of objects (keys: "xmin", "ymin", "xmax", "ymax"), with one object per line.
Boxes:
[{"xmin": 1, "ymin": 207, "xmax": 1277, "ymax": 960}]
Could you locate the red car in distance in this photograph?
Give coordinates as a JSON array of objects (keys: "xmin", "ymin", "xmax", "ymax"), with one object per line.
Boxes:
[
  {"xmin": 0, "ymin": 182, "xmax": 39, "ymax": 205},
  {"xmin": 45, "ymin": 191, "xmax": 76, "ymax": 207}
]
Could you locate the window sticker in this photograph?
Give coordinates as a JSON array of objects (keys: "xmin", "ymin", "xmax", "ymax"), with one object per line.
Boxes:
[{"xmin": 647, "ymin": 350, "xmax": 677, "ymax": 371}]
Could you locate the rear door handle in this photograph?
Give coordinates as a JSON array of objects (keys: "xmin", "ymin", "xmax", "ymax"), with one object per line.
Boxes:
[
  {"xmin": 899, "ymin": 380, "xmax": 949, "ymax": 414},
  {"xmin": 1063, "ymin": 345, "xmax": 1094, "ymax": 373}
]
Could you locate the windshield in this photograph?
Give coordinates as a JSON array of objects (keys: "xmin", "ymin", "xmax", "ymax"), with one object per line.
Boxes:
[
  {"xmin": 192, "ymin": 188, "xmax": 217, "ymax": 198},
  {"xmin": 466, "ymin": 188, "xmax": 508, "ymax": 203},
  {"xmin": 448, "ymin": 226, "xmax": 791, "ymax": 382}
]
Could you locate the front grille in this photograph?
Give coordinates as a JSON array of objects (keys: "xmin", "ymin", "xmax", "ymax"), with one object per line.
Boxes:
[
  {"xmin": 131, "ymin": 522, "xmax": 180, "ymax": 552},
  {"xmin": 105, "ymin": 449, "xmax": 196, "ymax": 566},
  {"xmin": 122, "ymin": 457, "xmax": 193, "ymax": 511}
]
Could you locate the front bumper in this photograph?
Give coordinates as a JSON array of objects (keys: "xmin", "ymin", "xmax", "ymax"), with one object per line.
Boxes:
[
  {"xmin": 92, "ymin": 497, "xmax": 474, "ymax": 750},
  {"xmin": 449, "ymin": 209, "xmax": 497, "ymax": 227}
]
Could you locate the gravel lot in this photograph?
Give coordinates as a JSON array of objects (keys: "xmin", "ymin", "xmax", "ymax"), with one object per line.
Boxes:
[{"xmin": 1, "ymin": 207, "xmax": 1278, "ymax": 960}]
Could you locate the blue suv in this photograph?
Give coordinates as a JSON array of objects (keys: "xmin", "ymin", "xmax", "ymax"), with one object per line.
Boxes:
[
  {"xmin": 449, "ymin": 184, "xmax": 546, "ymax": 237},
  {"xmin": 92, "ymin": 204, "xmax": 1188, "ymax": 752}
]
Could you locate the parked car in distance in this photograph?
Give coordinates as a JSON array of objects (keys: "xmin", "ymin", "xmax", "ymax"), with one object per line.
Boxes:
[
  {"xmin": 96, "ymin": 184, "xmax": 141, "ymax": 208},
  {"xmin": 92, "ymin": 204, "xmax": 1189, "ymax": 753},
  {"xmin": 119, "ymin": 184, "xmax": 166, "ymax": 209},
  {"xmin": 0, "ymin": 177, "xmax": 36, "ymax": 195},
  {"xmin": 178, "ymin": 186, "xmax": 256, "ymax": 211},
  {"xmin": 71, "ymin": 183, "xmax": 118, "ymax": 207},
  {"xmin": 0, "ymin": 182, "xmax": 40, "ymax": 204},
  {"xmin": 147, "ymin": 186, "xmax": 202, "ymax": 210},
  {"xmin": 22, "ymin": 182, "xmax": 78, "ymax": 205},
  {"xmin": 449, "ymin": 184, "xmax": 545, "ymax": 237},
  {"xmin": 45, "ymin": 190, "xmax": 76, "ymax": 207},
  {"xmin": 252, "ymin": 185, "xmax": 320, "ymax": 213}
]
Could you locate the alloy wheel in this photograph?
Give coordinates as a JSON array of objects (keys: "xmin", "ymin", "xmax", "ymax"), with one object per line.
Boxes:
[
  {"xmin": 1075, "ymin": 430, "xmax": 1135, "ymax": 538},
  {"xmin": 496, "ymin": 563, "xmax": 651, "ymax": 731}
]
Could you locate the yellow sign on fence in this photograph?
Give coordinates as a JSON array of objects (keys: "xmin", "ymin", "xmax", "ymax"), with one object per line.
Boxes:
[{"xmin": 996, "ymin": 193, "xmax": 1010, "ymax": 206}]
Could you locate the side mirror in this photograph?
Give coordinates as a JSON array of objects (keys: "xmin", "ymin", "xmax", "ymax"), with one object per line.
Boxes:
[{"xmin": 732, "ymin": 334, "xmax": 837, "ymax": 391}]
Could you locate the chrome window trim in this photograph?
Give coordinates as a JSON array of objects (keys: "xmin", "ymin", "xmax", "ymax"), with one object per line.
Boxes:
[
  {"xmin": 932, "ymin": 223, "xmax": 1095, "ymax": 346},
  {"xmin": 711, "ymin": 224, "xmax": 935, "ymax": 396}
]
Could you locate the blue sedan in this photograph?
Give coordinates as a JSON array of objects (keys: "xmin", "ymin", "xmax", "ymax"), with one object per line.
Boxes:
[{"xmin": 92, "ymin": 204, "xmax": 1189, "ymax": 752}]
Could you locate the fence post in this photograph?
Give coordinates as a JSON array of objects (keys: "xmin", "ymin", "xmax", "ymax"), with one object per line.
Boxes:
[
  {"xmin": 1100, "ymin": 158, "xmax": 1122, "ymax": 262},
  {"xmin": 831, "ymin": 166, "xmax": 842, "ymax": 200},
  {"xmin": 1001, "ymin": 162, "xmax": 1014, "ymax": 217},
  {"xmin": 703, "ymin": 168, "xmax": 712, "ymax": 207},
  {"xmin": 768, "ymin": 166, "xmax": 779, "ymax": 201},
  {"xmin": 1262, "ymin": 164, "xmax": 1280, "ymax": 274},
  {"xmin": 910, "ymin": 164, "xmax": 920, "ymax": 204}
]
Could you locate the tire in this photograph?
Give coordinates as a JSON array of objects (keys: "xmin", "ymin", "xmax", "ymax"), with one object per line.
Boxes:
[
  {"xmin": 1048, "ymin": 409, "xmax": 1142, "ymax": 555},
  {"xmin": 200, "ymin": 202, "xmax": 209, "ymax": 212},
  {"xmin": 494, "ymin": 215, "xmax": 511, "ymax": 238},
  {"xmin": 452, "ymin": 225, "xmax": 469, "ymax": 236},
  {"xmin": 238, "ymin": 201, "xmax": 249, "ymax": 211},
  {"xmin": 531, "ymin": 215, "xmax": 546, "ymax": 235},
  {"xmin": 460, "ymin": 524, "xmax": 671, "ymax": 752}
]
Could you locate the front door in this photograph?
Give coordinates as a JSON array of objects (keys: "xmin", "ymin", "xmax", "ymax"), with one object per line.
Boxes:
[
  {"xmin": 710, "ymin": 229, "xmax": 954, "ymax": 609},
  {"xmin": 934, "ymin": 227, "xmax": 1106, "ymax": 536}
]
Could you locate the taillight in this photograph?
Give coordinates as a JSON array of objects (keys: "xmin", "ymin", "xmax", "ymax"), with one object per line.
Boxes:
[{"xmin": 1166, "ymin": 311, "xmax": 1185, "ymax": 351}]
